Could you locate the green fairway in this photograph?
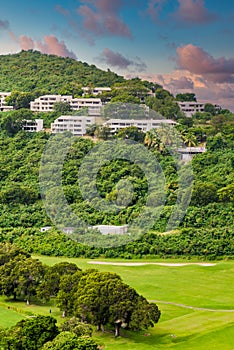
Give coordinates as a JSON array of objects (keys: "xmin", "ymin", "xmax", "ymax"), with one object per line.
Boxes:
[
  {"xmin": 1, "ymin": 256, "xmax": 234, "ymax": 349},
  {"xmin": 35, "ymin": 256, "xmax": 234, "ymax": 310},
  {"xmin": 0, "ymin": 305, "xmax": 26, "ymax": 328}
]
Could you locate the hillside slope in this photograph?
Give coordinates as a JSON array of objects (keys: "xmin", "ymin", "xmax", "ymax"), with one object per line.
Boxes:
[{"xmin": 0, "ymin": 50, "xmax": 124, "ymax": 93}]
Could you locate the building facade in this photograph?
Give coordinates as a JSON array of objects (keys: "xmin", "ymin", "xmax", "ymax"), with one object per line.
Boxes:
[
  {"xmin": 177, "ymin": 147, "xmax": 206, "ymax": 162},
  {"xmin": 178, "ymin": 101, "xmax": 221, "ymax": 117},
  {"xmin": 30, "ymin": 94, "xmax": 103, "ymax": 115},
  {"xmin": 0, "ymin": 92, "xmax": 14, "ymax": 112},
  {"xmin": 22, "ymin": 119, "xmax": 44, "ymax": 132},
  {"xmin": 51, "ymin": 115, "xmax": 96, "ymax": 136},
  {"xmin": 104, "ymin": 118, "xmax": 177, "ymax": 133}
]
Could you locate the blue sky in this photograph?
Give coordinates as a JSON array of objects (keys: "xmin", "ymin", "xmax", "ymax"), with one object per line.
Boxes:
[{"xmin": 0, "ymin": 0, "xmax": 234, "ymax": 110}]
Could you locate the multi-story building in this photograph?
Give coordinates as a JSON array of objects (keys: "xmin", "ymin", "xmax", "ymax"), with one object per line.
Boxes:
[
  {"xmin": 104, "ymin": 118, "xmax": 177, "ymax": 133},
  {"xmin": 0, "ymin": 92, "xmax": 14, "ymax": 112},
  {"xmin": 30, "ymin": 95, "xmax": 73, "ymax": 112},
  {"xmin": 178, "ymin": 101, "xmax": 221, "ymax": 117},
  {"xmin": 30, "ymin": 95, "xmax": 103, "ymax": 116},
  {"xmin": 69, "ymin": 98, "xmax": 102, "ymax": 116},
  {"xmin": 51, "ymin": 115, "xmax": 96, "ymax": 136},
  {"xmin": 22, "ymin": 119, "xmax": 44, "ymax": 132}
]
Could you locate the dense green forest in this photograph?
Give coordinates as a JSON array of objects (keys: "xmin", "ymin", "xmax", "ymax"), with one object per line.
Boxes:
[
  {"xmin": 0, "ymin": 119, "xmax": 233, "ymax": 259},
  {"xmin": 0, "ymin": 50, "xmax": 124, "ymax": 93},
  {"xmin": 0, "ymin": 50, "xmax": 233, "ymax": 260}
]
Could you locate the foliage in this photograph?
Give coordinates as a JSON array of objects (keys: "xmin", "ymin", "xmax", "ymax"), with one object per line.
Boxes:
[
  {"xmin": 42, "ymin": 332, "xmax": 99, "ymax": 350},
  {"xmin": 38, "ymin": 262, "xmax": 80, "ymax": 301},
  {"xmin": 0, "ymin": 255, "xmax": 45, "ymax": 302},
  {"xmin": 0, "ymin": 50, "xmax": 124, "ymax": 93},
  {"xmin": 1, "ymin": 316, "xmax": 59, "ymax": 350},
  {"xmin": 60, "ymin": 317, "xmax": 93, "ymax": 337},
  {"xmin": 176, "ymin": 93, "xmax": 197, "ymax": 102},
  {"xmin": 57, "ymin": 270, "xmax": 160, "ymax": 336},
  {"xmin": 5, "ymin": 90, "xmax": 40, "ymax": 109},
  {"xmin": 116, "ymin": 126, "xmax": 145, "ymax": 142}
]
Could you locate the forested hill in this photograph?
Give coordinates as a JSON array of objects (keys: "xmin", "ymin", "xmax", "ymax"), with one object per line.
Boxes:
[{"xmin": 0, "ymin": 50, "xmax": 124, "ymax": 93}]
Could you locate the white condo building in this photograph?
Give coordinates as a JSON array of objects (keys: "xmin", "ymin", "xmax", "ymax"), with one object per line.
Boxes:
[
  {"xmin": 22, "ymin": 119, "xmax": 44, "ymax": 132},
  {"xmin": 30, "ymin": 95, "xmax": 72, "ymax": 112},
  {"xmin": 178, "ymin": 101, "xmax": 221, "ymax": 117},
  {"xmin": 104, "ymin": 118, "xmax": 177, "ymax": 133},
  {"xmin": 51, "ymin": 115, "xmax": 96, "ymax": 136},
  {"xmin": 0, "ymin": 92, "xmax": 14, "ymax": 112},
  {"xmin": 30, "ymin": 95, "xmax": 103, "ymax": 116},
  {"xmin": 69, "ymin": 98, "xmax": 102, "ymax": 116}
]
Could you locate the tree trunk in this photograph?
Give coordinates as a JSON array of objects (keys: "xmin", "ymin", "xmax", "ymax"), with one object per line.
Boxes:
[
  {"xmin": 97, "ymin": 324, "xmax": 101, "ymax": 331},
  {"xmin": 115, "ymin": 321, "xmax": 121, "ymax": 337}
]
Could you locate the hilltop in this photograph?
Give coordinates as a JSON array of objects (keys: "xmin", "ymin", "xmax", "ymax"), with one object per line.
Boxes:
[{"xmin": 0, "ymin": 50, "xmax": 124, "ymax": 93}]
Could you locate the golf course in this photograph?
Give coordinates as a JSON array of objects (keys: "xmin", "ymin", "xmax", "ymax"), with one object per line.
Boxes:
[{"xmin": 0, "ymin": 256, "xmax": 233, "ymax": 350}]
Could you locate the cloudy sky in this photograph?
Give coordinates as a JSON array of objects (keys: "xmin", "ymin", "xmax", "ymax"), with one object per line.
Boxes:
[{"xmin": 0, "ymin": 0, "xmax": 234, "ymax": 110}]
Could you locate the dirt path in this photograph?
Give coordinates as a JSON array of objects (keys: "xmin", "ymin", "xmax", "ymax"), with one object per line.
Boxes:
[
  {"xmin": 88, "ymin": 261, "xmax": 216, "ymax": 267},
  {"xmin": 150, "ymin": 300, "xmax": 234, "ymax": 313}
]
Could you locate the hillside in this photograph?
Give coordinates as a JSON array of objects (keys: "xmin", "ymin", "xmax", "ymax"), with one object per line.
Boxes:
[
  {"xmin": 0, "ymin": 128, "xmax": 233, "ymax": 259},
  {"xmin": 0, "ymin": 50, "xmax": 124, "ymax": 93}
]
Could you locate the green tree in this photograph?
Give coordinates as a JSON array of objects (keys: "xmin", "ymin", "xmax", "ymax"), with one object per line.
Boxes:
[
  {"xmin": 217, "ymin": 183, "xmax": 234, "ymax": 202},
  {"xmin": 60, "ymin": 317, "xmax": 93, "ymax": 337},
  {"xmin": 42, "ymin": 332, "xmax": 99, "ymax": 350},
  {"xmin": 0, "ymin": 256, "xmax": 45, "ymax": 303},
  {"xmin": 2, "ymin": 316, "xmax": 59, "ymax": 350},
  {"xmin": 94, "ymin": 125, "xmax": 112, "ymax": 140},
  {"xmin": 204, "ymin": 103, "xmax": 217, "ymax": 116},
  {"xmin": 72, "ymin": 270, "xmax": 160, "ymax": 336},
  {"xmin": 176, "ymin": 93, "xmax": 197, "ymax": 102},
  {"xmin": 116, "ymin": 126, "xmax": 145, "ymax": 142},
  {"xmin": 53, "ymin": 101, "xmax": 72, "ymax": 114},
  {"xmin": 38, "ymin": 262, "xmax": 80, "ymax": 301},
  {"xmin": 5, "ymin": 91, "xmax": 36, "ymax": 109},
  {"xmin": 191, "ymin": 181, "xmax": 218, "ymax": 206},
  {"xmin": 56, "ymin": 271, "xmax": 85, "ymax": 317},
  {"xmin": 0, "ymin": 243, "xmax": 30, "ymax": 266}
]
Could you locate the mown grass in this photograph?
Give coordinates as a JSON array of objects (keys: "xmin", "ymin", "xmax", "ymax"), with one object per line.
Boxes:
[{"xmin": 1, "ymin": 256, "xmax": 233, "ymax": 349}]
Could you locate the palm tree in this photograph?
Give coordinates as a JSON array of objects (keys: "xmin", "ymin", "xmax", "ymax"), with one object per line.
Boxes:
[{"xmin": 181, "ymin": 130, "xmax": 198, "ymax": 147}]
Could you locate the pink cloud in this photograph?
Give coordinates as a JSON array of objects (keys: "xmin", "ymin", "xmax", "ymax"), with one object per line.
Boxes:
[
  {"xmin": 8, "ymin": 32, "xmax": 77, "ymax": 60},
  {"xmin": 77, "ymin": 0, "xmax": 132, "ymax": 39},
  {"xmin": 177, "ymin": 44, "xmax": 234, "ymax": 83},
  {"xmin": 169, "ymin": 76, "xmax": 194, "ymax": 90},
  {"xmin": 19, "ymin": 35, "xmax": 35, "ymax": 51},
  {"xmin": 173, "ymin": 0, "xmax": 218, "ymax": 24},
  {"xmin": 145, "ymin": 0, "xmax": 168, "ymax": 21},
  {"xmin": 36, "ymin": 35, "xmax": 77, "ymax": 59},
  {"xmin": 133, "ymin": 69, "xmax": 234, "ymax": 112},
  {"xmin": 55, "ymin": 5, "xmax": 70, "ymax": 16},
  {"xmin": 98, "ymin": 48, "xmax": 147, "ymax": 72}
]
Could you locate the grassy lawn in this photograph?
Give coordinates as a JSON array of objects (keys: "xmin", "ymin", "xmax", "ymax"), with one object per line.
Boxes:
[
  {"xmin": 35, "ymin": 256, "xmax": 234, "ymax": 309},
  {"xmin": 0, "ymin": 305, "xmax": 26, "ymax": 328},
  {"xmin": 1, "ymin": 256, "xmax": 233, "ymax": 349}
]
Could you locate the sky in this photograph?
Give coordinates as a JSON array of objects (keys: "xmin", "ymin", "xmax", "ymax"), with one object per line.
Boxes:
[{"xmin": 0, "ymin": 0, "xmax": 234, "ymax": 110}]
